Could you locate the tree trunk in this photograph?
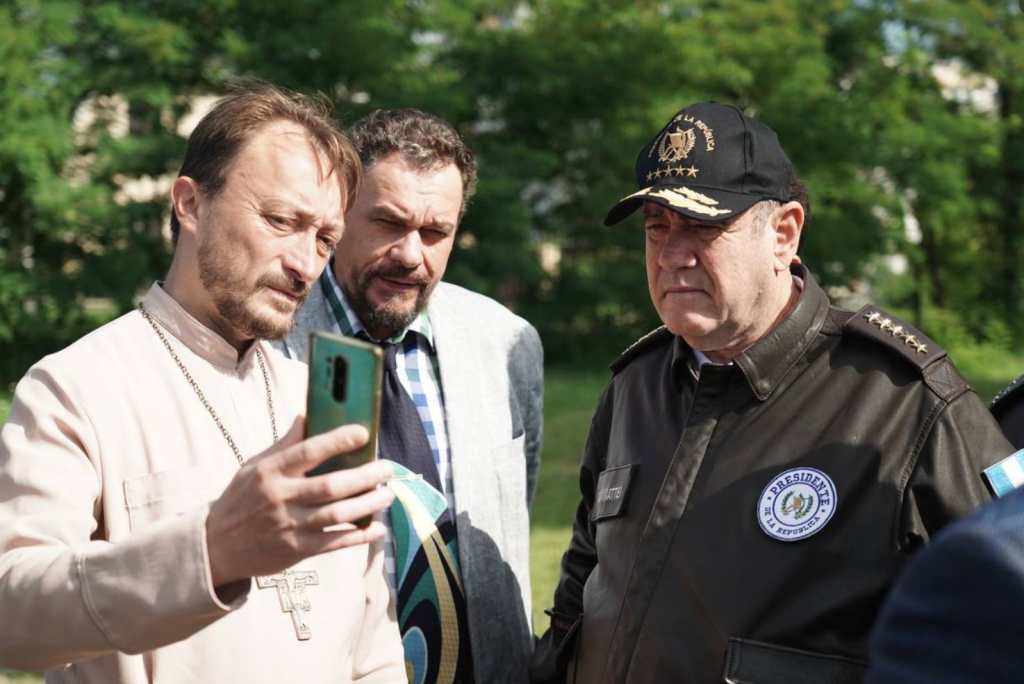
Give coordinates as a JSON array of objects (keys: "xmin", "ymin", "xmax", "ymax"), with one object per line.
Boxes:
[{"xmin": 917, "ymin": 211, "xmax": 946, "ymax": 309}]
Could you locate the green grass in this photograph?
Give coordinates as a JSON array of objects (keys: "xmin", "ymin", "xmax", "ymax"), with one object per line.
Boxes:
[
  {"xmin": 529, "ymin": 366, "xmax": 610, "ymax": 633},
  {"xmin": 948, "ymin": 342, "xmax": 1022, "ymax": 403},
  {"xmin": 0, "ymin": 348, "xmax": 1019, "ymax": 677}
]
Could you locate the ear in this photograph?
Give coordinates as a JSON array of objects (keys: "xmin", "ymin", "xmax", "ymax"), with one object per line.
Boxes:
[
  {"xmin": 772, "ymin": 201, "xmax": 804, "ymax": 272},
  {"xmin": 170, "ymin": 176, "xmax": 203, "ymax": 239}
]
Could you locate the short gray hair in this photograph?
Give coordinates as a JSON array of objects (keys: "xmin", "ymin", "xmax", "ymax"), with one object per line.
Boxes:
[{"xmin": 746, "ymin": 199, "xmax": 780, "ymax": 231}]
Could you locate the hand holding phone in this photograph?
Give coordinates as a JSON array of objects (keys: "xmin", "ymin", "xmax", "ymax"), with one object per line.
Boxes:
[{"xmin": 305, "ymin": 331, "xmax": 383, "ymax": 478}]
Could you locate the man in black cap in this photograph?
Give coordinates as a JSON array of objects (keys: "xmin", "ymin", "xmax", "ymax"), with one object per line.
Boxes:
[{"xmin": 530, "ymin": 102, "xmax": 1013, "ymax": 683}]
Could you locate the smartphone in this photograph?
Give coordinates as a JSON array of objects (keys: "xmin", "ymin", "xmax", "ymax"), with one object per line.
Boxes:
[{"xmin": 304, "ymin": 330, "xmax": 383, "ymax": 480}]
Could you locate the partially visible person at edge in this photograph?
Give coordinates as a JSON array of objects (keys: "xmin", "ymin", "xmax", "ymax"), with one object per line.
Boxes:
[
  {"xmin": 280, "ymin": 108, "xmax": 542, "ymax": 683},
  {"xmin": 0, "ymin": 84, "xmax": 405, "ymax": 682},
  {"xmin": 991, "ymin": 374, "xmax": 1024, "ymax": 448},
  {"xmin": 529, "ymin": 101, "xmax": 1014, "ymax": 684},
  {"xmin": 865, "ymin": 483, "xmax": 1024, "ymax": 684},
  {"xmin": 868, "ymin": 360, "xmax": 1024, "ymax": 684}
]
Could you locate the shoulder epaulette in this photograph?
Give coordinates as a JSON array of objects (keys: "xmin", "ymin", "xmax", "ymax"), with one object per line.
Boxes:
[
  {"xmin": 843, "ymin": 306, "xmax": 947, "ymax": 371},
  {"xmin": 992, "ymin": 373, "xmax": 1024, "ymax": 416},
  {"xmin": 610, "ymin": 326, "xmax": 673, "ymax": 374}
]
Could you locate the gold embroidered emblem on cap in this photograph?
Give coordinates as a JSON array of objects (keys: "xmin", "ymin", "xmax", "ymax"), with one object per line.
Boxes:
[
  {"xmin": 257, "ymin": 569, "xmax": 320, "ymax": 640},
  {"xmin": 672, "ymin": 113, "xmax": 716, "ymax": 151},
  {"xmin": 646, "ymin": 117, "xmax": 716, "ymax": 183},
  {"xmin": 653, "ymin": 126, "xmax": 696, "ymax": 164}
]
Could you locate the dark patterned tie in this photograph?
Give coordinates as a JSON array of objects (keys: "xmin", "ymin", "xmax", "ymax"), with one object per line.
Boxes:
[
  {"xmin": 376, "ymin": 338, "xmax": 475, "ymax": 682},
  {"xmin": 378, "ymin": 338, "xmax": 443, "ymax": 493}
]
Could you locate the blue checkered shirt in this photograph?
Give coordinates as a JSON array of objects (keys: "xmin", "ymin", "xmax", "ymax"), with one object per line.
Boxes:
[{"xmin": 318, "ymin": 267, "xmax": 457, "ymax": 583}]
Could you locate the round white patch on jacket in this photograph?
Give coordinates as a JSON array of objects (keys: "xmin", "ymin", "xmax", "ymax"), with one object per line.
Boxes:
[{"xmin": 757, "ymin": 467, "xmax": 837, "ymax": 542}]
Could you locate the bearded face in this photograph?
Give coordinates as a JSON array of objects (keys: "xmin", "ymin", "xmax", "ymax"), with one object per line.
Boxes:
[
  {"xmin": 340, "ymin": 259, "xmax": 434, "ymax": 340},
  {"xmin": 180, "ymin": 123, "xmax": 343, "ymax": 347},
  {"xmin": 198, "ymin": 226, "xmax": 311, "ymax": 341},
  {"xmin": 333, "ymin": 154, "xmax": 463, "ymax": 341}
]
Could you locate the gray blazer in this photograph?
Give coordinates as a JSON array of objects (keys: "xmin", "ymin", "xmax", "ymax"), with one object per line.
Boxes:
[{"xmin": 280, "ymin": 280, "xmax": 543, "ymax": 683}]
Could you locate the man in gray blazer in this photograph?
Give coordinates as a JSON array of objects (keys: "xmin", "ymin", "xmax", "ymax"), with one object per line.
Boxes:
[{"xmin": 281, "ymin": 108, "xmax": 543, "ymax": 683}]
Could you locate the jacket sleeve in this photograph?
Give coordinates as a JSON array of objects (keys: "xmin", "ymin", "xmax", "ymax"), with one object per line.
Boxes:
[
  {"xmin": 900, "ymin": 387, "xmax": 1014, "ymax": 547},
  {"xmin": 530, "ymin": 384, "xmax": 612, "ymax": 683},
  {"xmin": 0, "ymin": 364, "xmax": 243, "ymax": 671},
  {"xmin": 516, "ymin": 323, "xmax": 544, "ymax": 508},
  {"xmin": 351, "ymin": 537, "xmax": 405, "ymax": 682},
  {"xmin": 867, "ymin": 502, "xmax": 1024, "ymax": 683}
]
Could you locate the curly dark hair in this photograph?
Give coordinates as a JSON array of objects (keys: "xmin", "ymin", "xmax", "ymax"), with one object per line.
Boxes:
[{"xmin": 349, "ymin": 108, "xmax": 477, "ymax": 218}]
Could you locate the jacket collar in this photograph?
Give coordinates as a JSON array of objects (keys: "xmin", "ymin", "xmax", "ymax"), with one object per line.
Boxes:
[{"xmin": 671, "ymin": 264, "xmax": 830, "ymax": 400}]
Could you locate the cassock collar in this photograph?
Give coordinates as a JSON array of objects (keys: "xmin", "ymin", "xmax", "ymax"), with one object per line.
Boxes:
[{"xmin": 141, "ymin": 283, "xmax": 262, "ymax": 371}]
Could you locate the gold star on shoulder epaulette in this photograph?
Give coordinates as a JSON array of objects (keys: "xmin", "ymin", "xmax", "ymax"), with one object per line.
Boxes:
[
  {"xmin": 845, "ymin": 306, "xmax": 946, "ymax": 371},
  {"xmin": 610, "ymin": 326, "xmax": 674, "ymax": 374},
  {"xmin": 860, "ymin": 311, "xmax": 927, "ymax": 353}
]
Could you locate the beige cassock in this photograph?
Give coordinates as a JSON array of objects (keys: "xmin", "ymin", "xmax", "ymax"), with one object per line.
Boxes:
[{"xmin": 0, "ymin": 284, "xmax": 405, "ymax": 683}]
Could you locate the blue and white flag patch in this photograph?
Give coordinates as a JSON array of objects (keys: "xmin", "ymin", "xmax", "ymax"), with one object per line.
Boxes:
[{"xmin": 983, "ymin": 449, "xmax": 1024, "ymax": 498}]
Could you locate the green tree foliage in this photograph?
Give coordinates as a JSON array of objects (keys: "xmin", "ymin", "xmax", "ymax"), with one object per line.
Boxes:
[
  {"xmin": 1, "ymin": 1, "xmax": 104, "ymax": 381},
  {"xmin": 1, "ymin": 1, "xmax": 214, "ymax": 381},
  {"xmin": 1, "ymin": 0, "xmax": 1021, "ymax": 383},
  {"xmin": 437, "ymin": 0, "xmax": 912, "ymax": 360},
  {"xmin": 888, "ymin": 0, "xmax": 1024, "ymax": 336},
  {"xmin": 0, "ymin": 0, "xmax": 428, "ymax": 381}
]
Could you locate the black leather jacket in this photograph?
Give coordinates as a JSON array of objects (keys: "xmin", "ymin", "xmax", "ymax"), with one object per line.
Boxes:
[{"xmin": 532, "ymin": 267, "xmax": 1012, "ymax": 684}]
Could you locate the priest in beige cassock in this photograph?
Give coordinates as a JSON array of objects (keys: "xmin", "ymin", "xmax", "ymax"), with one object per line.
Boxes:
[{"xmin": 0, "ymin": 85, "xmax": 405, "ymax": 683}]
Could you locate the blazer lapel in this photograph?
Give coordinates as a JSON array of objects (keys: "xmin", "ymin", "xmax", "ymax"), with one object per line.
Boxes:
[
  {"xmin": 284, "ymin": 274, "xmax": 338, "ymax": 362},
  {"xmin": 428, "ymin": 285, "xmax": 487, "ymax": 520}
]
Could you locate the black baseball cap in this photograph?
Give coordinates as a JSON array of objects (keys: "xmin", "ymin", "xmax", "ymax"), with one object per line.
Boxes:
[{"xmin": 604, "ymin": 101, "xmax": 794, "ymax": 226}]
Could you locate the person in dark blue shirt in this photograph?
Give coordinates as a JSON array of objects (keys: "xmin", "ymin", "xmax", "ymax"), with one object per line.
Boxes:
[{"xmin": 867, "ymin": 484, "xmax": 1024, "ymax": 683}]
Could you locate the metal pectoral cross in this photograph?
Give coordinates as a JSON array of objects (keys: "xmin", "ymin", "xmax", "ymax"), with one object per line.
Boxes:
[{"xmin": 256, "ymin": 568, "xmax": 320, "ymax": 640}]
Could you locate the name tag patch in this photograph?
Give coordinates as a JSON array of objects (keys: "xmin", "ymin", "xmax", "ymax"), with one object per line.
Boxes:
[
  {"xmin": 592, "ymin": 464, "xmax": 637, "ymax": 522},
  {"xmin": 757, "ymin": 467, "xmax": 837, "ymax": 542}
]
